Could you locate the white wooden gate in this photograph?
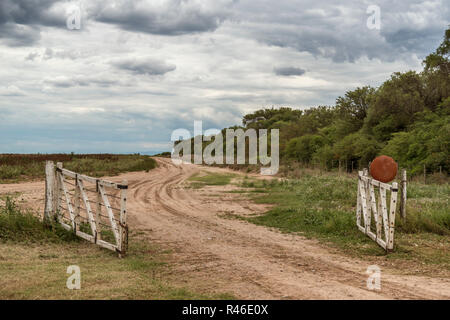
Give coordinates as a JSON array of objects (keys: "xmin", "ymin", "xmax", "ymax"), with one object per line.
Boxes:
[
  {"xmin": 356, "ymin": 170, "xmax": 399, "ymax": 251},
  {"xmin": 45, "ymin": 161, "xmax": 128, "ymax": 256}
]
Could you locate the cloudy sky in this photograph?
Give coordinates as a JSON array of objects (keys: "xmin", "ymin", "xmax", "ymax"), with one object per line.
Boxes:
[{"xmin": 0, "ymin": 0, "xmax": 448, "ymax": 153}]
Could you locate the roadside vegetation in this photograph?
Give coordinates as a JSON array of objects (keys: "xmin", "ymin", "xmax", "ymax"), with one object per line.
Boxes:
[
  {"xmin": 0, "ymin": 196, "xmax": 79, "ymax": 243},
  {"xmin": 239, "ymin": 172, "xmax": 449, "ymax": 269},
  {"xmin": 189, "ymin": 171, "xmax": 449, "ymax": 271},
  {"xmin": 0, "ymin": 154, "xmax": 157, "ymax": 182},
  {"xmin": 0, "ymin": 197, "xmax": 234, "ymax": 299}
]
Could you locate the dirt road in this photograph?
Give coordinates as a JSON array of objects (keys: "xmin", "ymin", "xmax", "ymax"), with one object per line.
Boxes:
[{"xmin": 2, "ymin": 157, "xmax": 449, "ymax": 299}]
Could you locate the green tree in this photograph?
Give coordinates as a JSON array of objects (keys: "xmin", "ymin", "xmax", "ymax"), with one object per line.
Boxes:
[
  {"xmin": 285, "ymin": 134, "xmax": 326, "ymax": 163},
  {"xmin": 332, "ymin": 132, "xmax": 382, "ymax": 167},
  {"xmin": 382, "ymin": 104, "xmax": 450, "ymax": 174},
  {"xmin": 334, "ymin": 86, "xmax": 375, "ymax": 136},
  {"xmin": 364, "ymin": 71, "xmax": 426, "ymax": 141},
  {"xmin": 423, "ymin": 27, "xmax": 450, "ymax": 109}
]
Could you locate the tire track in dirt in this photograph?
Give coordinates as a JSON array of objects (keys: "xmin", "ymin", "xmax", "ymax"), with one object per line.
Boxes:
[{"xmin": 5, "ymin": 158, "xmax": 449, "ymax": 299}]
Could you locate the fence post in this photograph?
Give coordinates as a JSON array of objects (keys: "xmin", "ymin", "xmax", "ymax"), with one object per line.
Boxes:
[
  {"xmin": 55, "ymin": 162, "xmax": 63, "ymax": 221},
  {"xmin": 363, "ymin": 168, "xmax": 372, "ymax": 230},
  {"xmin": 95, "ymin": 179, "xmax": 102, "ymax": 243},
  {"xmin": 44, "ymin": 161, "xmax": 55, "ymax": 224},
  {"xmin": 400, "ymin": 169, "xmax": 407, "ymax": 220},
  {"xmin": 356, "ymin": 172, "xmax": 362, "ymax": 227},
  {"xmin": 119, "ymin": 180, "xmax": 128, "ymax": 257}
]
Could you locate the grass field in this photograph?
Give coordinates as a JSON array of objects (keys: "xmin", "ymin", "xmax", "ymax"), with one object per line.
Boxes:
[
  {"xmin": 188, "ymin": 172, "xmax": 237, "ymax": 189},
  {"xmin": 0, "ymin": 154, "xmax": 157, "ymax": 183},
  {"xmin": 0, "ymin": 198, "xmax": 234, "ymax": 299},
  {"xmin": 191, "ymin": 171, "xmax": 450, "ymax": 271}
]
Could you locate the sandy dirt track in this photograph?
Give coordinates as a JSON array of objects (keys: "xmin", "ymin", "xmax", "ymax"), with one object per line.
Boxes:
[{"xmin": 2, "ymin": 157, "xmax": 449, "ymax": 299}]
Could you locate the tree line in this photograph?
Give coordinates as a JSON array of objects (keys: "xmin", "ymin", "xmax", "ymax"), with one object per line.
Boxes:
[
  {"xmin": 226, "ymin": 28, "xmax": 449, "ymax": 175},
  {"xmin": 182, "ymin": 28, "xmax": 449, "ymax": 175}
]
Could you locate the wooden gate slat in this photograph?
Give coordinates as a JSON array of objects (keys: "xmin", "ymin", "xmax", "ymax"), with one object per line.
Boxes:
[
  {"xmin": 376, "ymin": 187, "xmax": 383, "ymax": 240},
  {"xmin": 380, "ymin": 187, "xmax": 389, "ymax": 244},
  {"xmin": 358, "ymin": 178, "xmax": 369, "ymax": 231},
  {"xmin": 356, "ymin": 179, "xmax": 362, "ymax": 227},
  {"xmin": 98, "ymin": 184, "xmax": 121, "ymax": 246},
  {"xmin": 58, "ymin": 172, "xmax": 76, "ymax": 229},
  {"xmin": 77, "ymin": 178, "xmax": 97, "ymax": 239},
  {"xmin": 388, "ymin": 183, "xmax": 398, "ymax": 250},
  {"xmin": 369, "ymin": 183, "xmax": 378, "ymax": 224}
]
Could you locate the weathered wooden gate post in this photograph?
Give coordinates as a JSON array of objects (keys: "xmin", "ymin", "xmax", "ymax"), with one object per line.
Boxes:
[
  {"xmin": 400, "ymin": 169, "xmax": 407, "ymax": 220},
  {"xmin": 95, "ymin": 179, "xmax": 102, "ymax": 243},
  {"xmin": 119, "ymin": 179, "xmax": 128, "ymax": 258},
  {"xmin": 55, "ymin": 162, "xmax": 63, "ymax": 221},
  {"xmin": 44, "ymin": 161, "xmax": 56, "ymax": 224}
]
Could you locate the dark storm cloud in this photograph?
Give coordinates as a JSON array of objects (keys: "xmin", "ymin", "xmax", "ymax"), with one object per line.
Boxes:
[
  {"xmin": 0, "ymin": 23, "xmax": 41, "ymax": 46},
  {"xmin": 0, "ymin": 0, "xmax": 66, "ymax": 46},
  {"xmin": 92, "ymin": 0, "xmax": 235, "ymax": 36},
  {"xmin": 235, "ymin": 0, "xmax": 450, "ymax": 62},
  {"xmin": 0, "ymin": 0, "xmax": 235, "ymax": 46},
  {"xmin": 113, "ymin": 58, "xmax": 176, "ymax": 76},
  {"xmin": 2, "ymin": 0, "xmax": 447, "ymax": 63},
  {"xmin": 382, "ymin": 27, "xmax": 444, "ymax": 55},
  {"xmin": 0, "ymin": 0, "xmax": 65, "ymax": 26},
  {"xmin": 274, "ymin": 67, "xmax": 306, "ymax": 76}
]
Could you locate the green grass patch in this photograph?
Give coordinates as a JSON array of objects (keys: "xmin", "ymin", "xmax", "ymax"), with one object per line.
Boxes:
[
  {"xmin": 396, "ymin": 182, "xmax": 450, "ymax": 235},
  {"xmin": 188, "ymin": 172, "xmax": 236, "ymax": 189}
]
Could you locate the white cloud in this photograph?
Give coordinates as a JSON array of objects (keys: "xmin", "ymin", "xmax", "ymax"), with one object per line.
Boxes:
[
  {"xmin": 0, "ymin": 85, "xmax": 26, "ymax": 96},
  {"xmin": 0, "ymin": 0, "xmax": 446, "ymax": 152}
]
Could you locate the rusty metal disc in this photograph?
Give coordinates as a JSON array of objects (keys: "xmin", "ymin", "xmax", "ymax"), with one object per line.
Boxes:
[{"xmin": 370, "ymin": 155, "xmax": 398, "ymax": 183}]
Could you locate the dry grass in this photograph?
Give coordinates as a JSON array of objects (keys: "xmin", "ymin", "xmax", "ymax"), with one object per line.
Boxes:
[
  {"xmin": 0, "ymin": 178, "xmax": 234, "ymax": 300},
  {"xmin": 0, "ymin": 231, "xmax": 234, "ymax": 300}
]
